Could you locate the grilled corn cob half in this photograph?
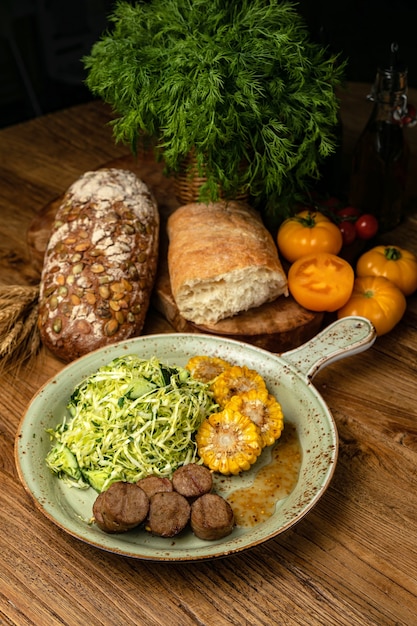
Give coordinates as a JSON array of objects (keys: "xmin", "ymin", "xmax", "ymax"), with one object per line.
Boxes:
[
  {"xmin": 211, "ymin": 365, "xmax": 268, "ymax": 407},
  {"xmin": 196, "ymin": 406, "xmax": 263, "ymax": 475},
  {"xmin": 186, "ymin": 355, "xmax": 231, "ymax": 384},
  {"xmin": 226, "ymin": 391, "xmax": 284, "ymax": 448}
]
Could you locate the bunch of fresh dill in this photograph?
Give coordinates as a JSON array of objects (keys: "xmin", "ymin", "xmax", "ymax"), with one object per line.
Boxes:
[{"xmin": 84, "ymin": 0, "xmax": 345, "ymax": 221}]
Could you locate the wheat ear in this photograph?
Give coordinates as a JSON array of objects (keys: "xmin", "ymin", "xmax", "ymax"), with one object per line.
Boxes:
[{"xmin": 0, "ymin": 284, "xmax": 40, "ymax": 370}]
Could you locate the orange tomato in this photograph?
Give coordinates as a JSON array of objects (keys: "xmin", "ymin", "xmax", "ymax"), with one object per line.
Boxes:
[
  {"xmin": 356, "ymin": 245, "xmax": 417, "ymax": 296},
  {"xmin": 338, "ymin": 276, "xmax": 406, "ymax": 335},
  {"xmin": 288, "ymin": 252, "xmax": 354, "ymax": 312},
  {"xmin": 277, "ymin": 210, "xmax": 343, "ymax": 263}
]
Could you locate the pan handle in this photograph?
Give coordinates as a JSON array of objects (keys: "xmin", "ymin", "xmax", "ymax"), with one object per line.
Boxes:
[{"xmin": 279, "ymin": 316, "xmax": 376, "ymax": 380}]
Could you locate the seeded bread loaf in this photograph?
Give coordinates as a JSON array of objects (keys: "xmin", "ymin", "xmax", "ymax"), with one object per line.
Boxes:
[
  {"xmin": 167, "ymin": 201, "xmax": 288, "ymax": 325},
  {"xmin": 38, "ymin": 168, "xmax": 159, "ymax": 362}
]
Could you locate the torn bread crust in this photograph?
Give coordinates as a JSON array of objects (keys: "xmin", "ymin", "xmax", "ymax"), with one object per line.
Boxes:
[{"xmin": 167, "ymin": 201, "xmax": 288, "ymax": 325}]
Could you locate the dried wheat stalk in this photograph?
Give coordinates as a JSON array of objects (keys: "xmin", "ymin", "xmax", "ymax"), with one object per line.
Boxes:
[{"xmin": 0, "ymin": 284, "xmax": 40, "ymax": 371}]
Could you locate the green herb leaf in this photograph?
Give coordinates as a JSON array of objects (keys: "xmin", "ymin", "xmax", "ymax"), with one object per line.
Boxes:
[{"xmin": 84, "ymin": 0, "xmax": 345, "ymax": 221}]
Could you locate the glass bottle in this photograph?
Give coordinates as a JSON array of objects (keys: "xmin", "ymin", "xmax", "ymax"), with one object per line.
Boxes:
[{"xmin": 349, "ymin": 43, "xmax": 410, "ymax": 232}]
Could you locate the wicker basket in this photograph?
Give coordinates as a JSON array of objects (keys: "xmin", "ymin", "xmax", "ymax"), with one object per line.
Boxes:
[{"xmin": 173, "ymin": 152, "xmax": 248, "ymax": 205}]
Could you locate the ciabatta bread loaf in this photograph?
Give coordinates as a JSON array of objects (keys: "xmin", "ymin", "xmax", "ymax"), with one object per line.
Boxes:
[
  {"xmin": 38, "ymin": 168, "xmax": 159, "ymax": 362},
  {"xmin": 167, "ymin": 201, "xmax": 288, "ymax": 325}
]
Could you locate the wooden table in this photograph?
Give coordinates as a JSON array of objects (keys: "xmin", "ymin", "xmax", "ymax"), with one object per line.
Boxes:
[{"xmin": 1, "ymin": 83, "xmax": 417, "ymax": 626}]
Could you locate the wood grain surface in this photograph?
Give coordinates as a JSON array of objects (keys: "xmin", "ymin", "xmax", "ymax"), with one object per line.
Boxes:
[{"xmin": 1, "ymin": 85, "xmax": 417, "ymax": 626}]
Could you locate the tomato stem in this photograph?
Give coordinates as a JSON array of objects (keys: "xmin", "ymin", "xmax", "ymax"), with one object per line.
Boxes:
[
  {"xmin": 363, "ymin": 290, "xmax": 375, "ymax": 298},
  {"xmin": 384, "ymin": 246, "xmax": 402, "ymax": 261},
  {"xmin": 295, "ymin": 212, "xmax": 317, "ymax": 228}
]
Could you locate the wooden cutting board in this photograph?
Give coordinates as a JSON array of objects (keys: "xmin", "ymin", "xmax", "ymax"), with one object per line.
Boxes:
[{"xmin": 27, "ymin": 154, "xmax": 323, "ymax": 353}]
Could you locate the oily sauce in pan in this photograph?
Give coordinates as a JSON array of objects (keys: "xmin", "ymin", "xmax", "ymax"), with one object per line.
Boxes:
[{"xmin": 226, "ymin": 423, "xmax": 302, "ymax": 528}]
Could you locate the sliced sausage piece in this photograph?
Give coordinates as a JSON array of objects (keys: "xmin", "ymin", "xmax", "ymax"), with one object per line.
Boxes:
[
  {"xmin": 147, "ymin": 491, "xmax": 191, "ymax": 537},
  {"xmin": 93, "ymin": 481, "xmax": 149, "ymax": 533},
  {"xmin": 136, "ymin": 475, "xmax": 173, "ymax": 499},
  {"xmin": 190, "ymin": 493, "xmax": 234, "ymax": 541},
  {"xmin": 172, "ymin": 463, "xmax": 213, "ymax": 499}
]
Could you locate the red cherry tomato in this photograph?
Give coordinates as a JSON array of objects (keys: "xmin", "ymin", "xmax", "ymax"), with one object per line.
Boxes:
[
  {"xmin": 321, "ymin": 196, "xmax": 341, "ymax": 208},
  {"xmin": 339, "ymin": 220, "xmax": 357, "ymax": 246},
  {"xmin": 408, "ymin": 103, "xmax": 416, "ymax": 117},
  {"xmin": 319, "ymin": 196, "xmax": 342, "ymax": 216},
  {"xmin": 336, "ymin": 206, "xmax": 361, "ymax": 220},
  {"xmin": 402, "ymin": 103, "xmax": 416, "ymax": 127},
  {"xmin": 355, "ymin": 214, "xmax": 379, "ymax": 240}
]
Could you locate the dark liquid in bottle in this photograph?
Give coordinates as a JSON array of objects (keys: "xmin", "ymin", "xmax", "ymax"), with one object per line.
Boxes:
[
  {"xmin": 349, "ymin": 45, "xmax": 410, "ymax": 233},
  {"xmin": 350, "ymin": 118, "xmax": 409, "ymax": 232}
]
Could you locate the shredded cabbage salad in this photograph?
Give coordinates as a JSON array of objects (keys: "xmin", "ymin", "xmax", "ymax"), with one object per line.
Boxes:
[{"xmin": 45, "ymin": 355, "xmax": 217, "ymax": 492}]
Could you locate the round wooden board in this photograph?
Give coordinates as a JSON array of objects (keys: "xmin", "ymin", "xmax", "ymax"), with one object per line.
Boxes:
[{"xmin": 27, "ymin": 155, "xmax": 323, "ymax": 353}]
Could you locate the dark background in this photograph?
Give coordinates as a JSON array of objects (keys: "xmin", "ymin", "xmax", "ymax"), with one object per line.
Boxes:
[{"xmin": 1, "ymin": 0, "xmax": 417, "ymax": 129}]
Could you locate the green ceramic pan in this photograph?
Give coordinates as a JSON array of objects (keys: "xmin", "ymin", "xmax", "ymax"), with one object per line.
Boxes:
[{"xmin": 15, "ymin": 316, "xmax": 375, "ymax": 561}]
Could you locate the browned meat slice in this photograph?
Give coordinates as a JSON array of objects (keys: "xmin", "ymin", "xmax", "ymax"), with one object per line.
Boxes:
[
  {"xmin": 190, "ymin": 493, "xmax": 234, "ymax": 541},
  {"xmin": 171, "ymin": 463, "xmax": 213, "ymax": 499},
  {"xmin": 136, "ymin": 475, "xmax": 173, "ymax": 498},
  {"xmin": 93, "ymin": 481, "xmax": 149, "ymax": 533},
  {"xmin": 147, "ymin": 491, "xmax": 191, "ymax": 537}
]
